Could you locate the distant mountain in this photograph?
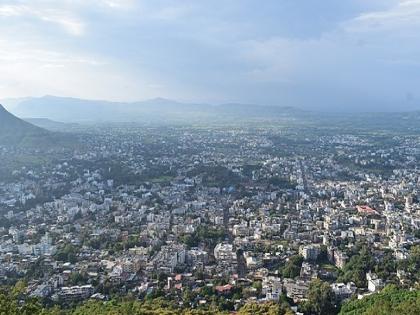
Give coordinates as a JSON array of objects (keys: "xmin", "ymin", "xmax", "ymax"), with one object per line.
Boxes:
[
  {"xmin": 9, "ymin": 95, "xmax": 420, "ymax": 132},
  {"xmin": 0, "ymin": 97, "xmax": 32, "ymax": 111},
  {"xmin": 12, "ymin": 96, "xmax": 126, "ymax": 122},
  {"xmin": 10, "ymin": 95, "xmax": 303, "ymax": 123},
  {"xmin": 24, "ymin": 118, "xmax": 78, "ymax": 132}
]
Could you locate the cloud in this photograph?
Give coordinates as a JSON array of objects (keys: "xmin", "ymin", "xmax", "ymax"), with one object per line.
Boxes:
[
  {"xmin": 101, "ymin": 0, "xmax": 136, "ymax": 9},
  {"xmin": 0, "ymin": 37, "xmax": 111, "ymax": 97},
  {"xmin": 0, "ymin": 4, "xmax": 27, "ymax": 16},
  {"xmin": 0, "ymin": 3, "xmax": 85, "ymax": 36},
  {"xmin": 0, "ymin": 0, "xmax": 419, "ymax": 110},
  {"xmin": 147, "ymin": 83, "xmax": 165, "ymax": 89},
  {"xmin": 152, "ymin": 4, "xmax": 195, "ymax": 21},
  {"xmin": 345, "ymin": 0, "xmax": 420, "ymax": 33}
]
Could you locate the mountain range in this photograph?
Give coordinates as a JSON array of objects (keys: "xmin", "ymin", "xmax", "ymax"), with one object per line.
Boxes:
[
  {"xmin": 2, "ymin": 95, "xmax": 420, "ymax": 133},
  {"xmin": 3, "ymin": 95, "xmax": 302, "ymax": 123}
]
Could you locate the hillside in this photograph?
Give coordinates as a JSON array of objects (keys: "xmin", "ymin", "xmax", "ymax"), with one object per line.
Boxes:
[
  {"xmin": 0, "ymin": 104, "xmax": 50, "ymax": 145},
  {"xmin": 0, "ymin": 104, "xmax": 76, "ymax": 147},
  {"xmin": 24, "ymin": 118, "xmax": 78, "ymax": 132},
  {"xmin": 0, "ymin": 104, "xmax": 44, "ymax": 133},
  {"xmin": 339, "ymin": 285, "xmax": 420, "ymax": 315}
]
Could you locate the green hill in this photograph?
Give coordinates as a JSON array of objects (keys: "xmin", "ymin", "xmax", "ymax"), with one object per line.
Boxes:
[
  {"xmin": 0, "ymin": 104, "xmax": 76, "ymax": 147},
  {"xmin": 0, "ymin": 104, "xmax": 50, "ymax": 145},
  {"xmin": 339, "ymin": 285, "xmax": 420, "ymax": 315}
]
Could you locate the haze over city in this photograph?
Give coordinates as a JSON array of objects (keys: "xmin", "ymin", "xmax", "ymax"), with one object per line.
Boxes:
[{"xmin": 1, "ymin": 0, "xmax": 420, "ymax": 111}]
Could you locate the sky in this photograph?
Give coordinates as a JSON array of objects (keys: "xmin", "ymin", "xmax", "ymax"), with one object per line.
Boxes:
[{"xmin": 0, "ymin": 0, "xmax": 419, "ymax": 111}]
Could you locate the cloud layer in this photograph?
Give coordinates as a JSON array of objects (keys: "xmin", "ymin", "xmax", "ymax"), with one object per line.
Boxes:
[{"xmin": 0, "ymin": 0, "xmax": 419, "ymax": 111}]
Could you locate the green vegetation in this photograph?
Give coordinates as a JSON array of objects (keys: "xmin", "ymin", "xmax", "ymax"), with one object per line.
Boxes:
[
  {"xmin": 339, "ymin": 285, "xmax": 420, "ymax": 315},
  {"xmin": 321, "ymin": 263, "xmax": 339, "ymax": 273},
  {"xmin": 238, "ymin": 302, "xmax": 293, "ymax": 315},
  {"xmin": 150, "ymin": 175, "xmax": 174, "ymax": 184},
  {"xmin": 301, "ymin": 279, "xmax": 336, "ymax": 315},
  {"xmin": 54, "ymin": 243, "xmax": 79, "ymax": 264},
  {"xmin": 338, "ymin": 246, "xmax": 374, "ymax": 287},
  {"xmin": 267, "ymin": 176, "xmax": 296, "ymax": 189},
  {"xmin": 337, "ymin": 244, "xmax": 420, "ymax": 288},
  {"xmin": 280, "ymin": 255, "xmax": 303, "ymax": 278},
  {"xmin": 180, "ymin": 226, "xmax": 226, "ymax": 249},
  {"xmin": 0, "ymin": 287, "xmax": 295, "ymax": 315},
  {"xmin": 187, "ymin": 165, "xmax": 241, "ymax": 188},
  {"xmin": 397, "ymin": 245, "xmax": 420, "ymax": 285}
]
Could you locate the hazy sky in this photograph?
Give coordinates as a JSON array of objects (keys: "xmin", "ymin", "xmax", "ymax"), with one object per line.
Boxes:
[{"xmin": 0, "ymin": 0, "xmax": 419, "ymax": 111}]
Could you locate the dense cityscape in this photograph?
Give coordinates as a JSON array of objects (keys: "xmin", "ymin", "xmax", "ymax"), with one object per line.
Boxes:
[{"xmin": 1, "ymin": 120, "xmax": 419, "ymax": 314}]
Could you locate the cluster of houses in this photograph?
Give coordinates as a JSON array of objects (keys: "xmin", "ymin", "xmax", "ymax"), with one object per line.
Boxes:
[{"xmin": 0, "ymin": 126, "xmax": 419, "ymax": 308}]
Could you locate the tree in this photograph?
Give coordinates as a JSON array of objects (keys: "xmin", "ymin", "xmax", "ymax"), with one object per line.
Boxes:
[
  {"xmin": 281, "ymin": 255, "xmax": 303, "ymax": 278},
  {"xmin": 338, "ymin": 246, "xmax": 374, "ymax": 287},
  {"xmin": 0, "ymin": 292, "xmax": 17, "ymax": 314},
  {"xmin": 20, "ymin": 298, "xmax": 42, "ymax": 315},
  {"xmin": 182, "ymin": 288, "xmax": 195, "ymax": 307},
  {"xmin": 252, "ymin": 281, "xmax": 262, "ymax": 297},
  {"xmin": 238, "ymin": 302, "xmax": 293, "ymax": 315},
  {"xmin": 339, "ymin": 285, "xmax": 420, "ymax": 315},
  {"xmin": 303, "ymin": 279, "xmax": 336, "ymax": 315},
  {"xmin": 68, "ymin": 272, "xmax": 89, "ymax": 286},
  {"xmin": 54, "ymin": 243, "xmax": 78, "ymax": 263},
  {"xmin": 12, "ymin": 280, "xmax": 27, "ymax": 298}
]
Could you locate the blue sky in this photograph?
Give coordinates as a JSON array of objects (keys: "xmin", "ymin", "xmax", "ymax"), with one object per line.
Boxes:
[{"xmin": 0, "ymin": 0, "xmax": 419, "ymax": 111}]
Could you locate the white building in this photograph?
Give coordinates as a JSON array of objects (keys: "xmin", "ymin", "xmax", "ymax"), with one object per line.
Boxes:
[
  {"xmin": 214, "ymin": 243, "xmax": 237, "ymax": 262},
  {"xmin": 366, "ymin": 272, "xmax": 384, "ymax": 292}
]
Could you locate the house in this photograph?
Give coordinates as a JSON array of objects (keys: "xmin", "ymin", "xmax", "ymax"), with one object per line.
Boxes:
[{"xmin": 366, "ymin": 272, "xmax": 384, "ymax": 292}]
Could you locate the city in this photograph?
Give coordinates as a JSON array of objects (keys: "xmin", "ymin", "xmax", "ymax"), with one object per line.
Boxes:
[{"xmin": 1, "ymin": 118, "xmax": 419, "ymax": 314}]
